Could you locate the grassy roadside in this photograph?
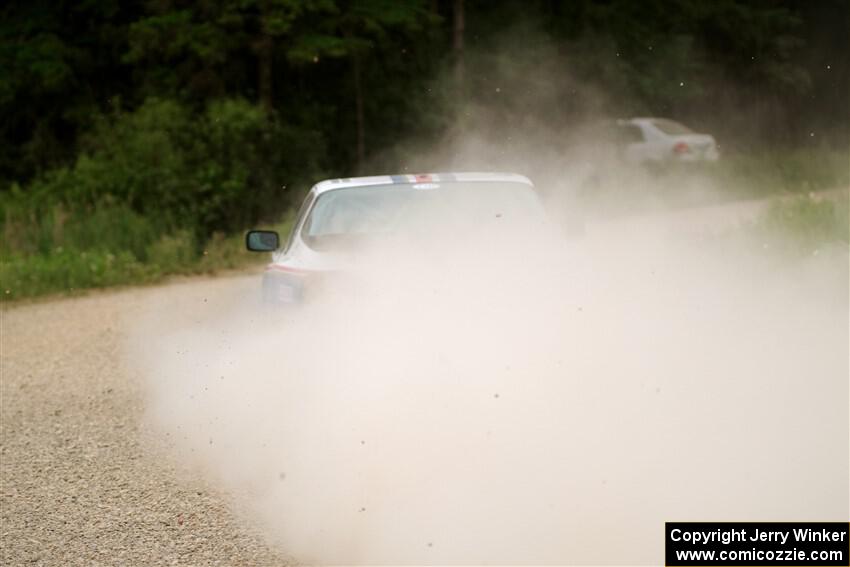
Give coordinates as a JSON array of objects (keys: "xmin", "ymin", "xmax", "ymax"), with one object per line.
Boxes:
[
  {"xmin": 2, "ymin": 149, "xmax": 847, "ymax": 302},
  {"xmin": 751, "ymin": 190, "xmax": 849, "ymax": 251},
  {"xmin": 4, "ymin": 191, "xmax": 846, "ymax": 304},
  {"xmin": 714, "ymin": 149, "xmax": 849, "ymax": 199},
  {"xmin": 576, "ymin": 149, "xmax": 849, "ymax": 213},
  {"xmin": 1, "ymin": 217, "xmax": 293, "ymax": 302}
]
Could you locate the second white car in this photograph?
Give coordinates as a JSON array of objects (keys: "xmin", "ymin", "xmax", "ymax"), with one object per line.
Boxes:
[{"xmin": 614, "ymin": 117, "xmax": 719, "ymax": 164}]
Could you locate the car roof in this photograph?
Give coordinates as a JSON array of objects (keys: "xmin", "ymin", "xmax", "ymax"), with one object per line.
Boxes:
[
  {"xmin": 312, "ymin": 172, "xmax": 533, "ymax": 194},
  {"xmin": 626, "ymin": 117, "xmax": 690, "ymax": 126},
  {"xmin": 620, "ymin": 117, "xmax": 657, "ymax": 125}
]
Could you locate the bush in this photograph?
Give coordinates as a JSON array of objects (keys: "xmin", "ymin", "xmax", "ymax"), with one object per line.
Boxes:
[
  {"xmin": 758, "ymin": 192, "xmax": 849, "ymax": 248},
  {"xmin": 716, "ymin": 149, "xmax": 849, "ymax": 198},
  {"xmin": 67, "ymin": 97, "xmax": 324, "ymax": 237},
  {"xmin": 145, "ymin": 231, "xmax": 196, "ymax": 273},
  {"xmin": 0, "ymin": 97, "xmax": 322, "ymax": 299},
  {"xmin": 0, "ymin": 249, "xmax": 154, "ymax": 299}
]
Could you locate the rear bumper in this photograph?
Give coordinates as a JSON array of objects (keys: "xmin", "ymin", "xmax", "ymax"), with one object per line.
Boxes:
[
  {"xmin": 674, "ymin": 150, "xmax": 719, "ymax": 162},
  {"xmin": 261, "ymin": 268, "xmax": 308, "ymax": 304}
]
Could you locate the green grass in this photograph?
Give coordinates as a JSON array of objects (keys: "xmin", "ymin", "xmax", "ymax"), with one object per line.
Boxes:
[
  {"xmin": 2, "ymin": 147, "xmax": 846, "ymax": 302},
  {"xmin": 752, "ymin": 191, "xmax": 849, "ymax": 252},
  {"xmin": 576, "ymin": 148, "xmax": 848, "ymax": 214},
  {"xmin": 714, "ymin": 148, "xmax": 849, "ymax": 199},
  {"xmin": 1, "ymin": 216, "xmax": 293, "ymax": 301}
]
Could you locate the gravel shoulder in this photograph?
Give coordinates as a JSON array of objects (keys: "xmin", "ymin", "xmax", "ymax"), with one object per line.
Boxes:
[
  {"xmin": 2, "ymin": 192, "xmax": 847, "ymax": 565},
  {"xmin": 0, "ymin": 273, "xmax": 288, "ymax": 566}
]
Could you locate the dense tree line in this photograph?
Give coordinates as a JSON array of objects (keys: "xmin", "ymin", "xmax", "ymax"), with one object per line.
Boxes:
[{"xmin": 1, "ymin": 0, "xmax": 847, "ymax": 242}]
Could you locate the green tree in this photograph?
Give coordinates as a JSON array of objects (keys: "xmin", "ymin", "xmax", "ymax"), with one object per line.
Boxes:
[
  {"xmin": 0, "ymin": 0, "xmax": 138, "ymax": 186},
  {"xmin": 125, "ymin": 0, "xmax": 340, "ymax": 111},
  {"xmin": 284, "ymin": 0, "xmax": 432, "ymax": 170}
]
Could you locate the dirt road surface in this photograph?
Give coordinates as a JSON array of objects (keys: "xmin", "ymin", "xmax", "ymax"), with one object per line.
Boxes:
[
  {"xmin": 1, "ymin": 274, "xmax": 288, "ymax": 566},
  {"xmin": 2, "ymin": 192, "xmax": 846, "ymax": 565}
]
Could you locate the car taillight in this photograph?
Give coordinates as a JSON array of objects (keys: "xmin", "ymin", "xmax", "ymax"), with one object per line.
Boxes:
[{"xmin": 673, "ymin": 142, "xmax": 690, "ymax": 154}]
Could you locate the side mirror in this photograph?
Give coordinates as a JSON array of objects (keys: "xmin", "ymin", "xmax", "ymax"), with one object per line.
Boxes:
[{"xmin": 246, "ymin": 230, "xmax": 280, "ymax": 252}]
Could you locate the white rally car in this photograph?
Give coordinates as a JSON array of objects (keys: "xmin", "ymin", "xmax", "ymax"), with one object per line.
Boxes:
[
  {"xmin": 246, "ymin": 172, "xmax": 547, "ymax": 304},
  {"xmin": 614, "ymin": 117, "xmax": 720, "ymax": 164}
]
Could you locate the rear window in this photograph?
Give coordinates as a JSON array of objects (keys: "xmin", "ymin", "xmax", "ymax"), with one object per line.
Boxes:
[
  {"xmin": 651, "ymin": 118, "xmax": 694, "ymax": 135},
  {"xmin": 617, "ymin": 124, "xmax": 645, "ymax": 143},
  {"xmin": 588, "ymin": 121, "xmax": 644, "ymax": 145},
  {"xmin": 301, "ymin": 181, "xmax": 545, "ymax": 248}
]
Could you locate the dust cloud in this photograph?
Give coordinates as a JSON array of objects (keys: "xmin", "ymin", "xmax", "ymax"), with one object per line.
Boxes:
[
  {"xmin": 130, "ymin": 193, "xmax": 848, "ymax": 564},
  {"xmin": 130, "ymin": 33, "xmax": 847, "ymax": 563}
]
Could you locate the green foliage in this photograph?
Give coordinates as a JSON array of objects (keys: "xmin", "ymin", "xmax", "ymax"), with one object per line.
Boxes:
[
  {"xmin": 735, "ymin": 192, "xmax": 850, "ymax": 262},
  {"xmin": 4, "ymin": 0, "xmax": 846, "ymax": 187},
  {"xmin": 0, "ymin": 212, "xmax": 294, "ymax": 300},
  {"xmin": 715, "ymin": 149, "xmax": 850, "ymax": 198},
  {"xmin": 1, "ymin": 0, "xmax": 848, "ymax": 300},
  {"xmin": 561, "ymin": 0, "xmax": 811, "ymax": 97},
  {"xmin": 758, "ymin": 193, "xmax": 849, "ymax": 248},
  {"xmin": 0, "ymin": 98, "xmax": 316, "ymax": 299},
  {"xmin": 1, "ymin": 248, "xmax": 151, "ymax": 299},
  {"xmin": 0, "ymin": 232, "xmax": 263, "ymax": 301},
  {"xmin": 11, "ymin": 96, "xmax": 323, "ymax": 238}
]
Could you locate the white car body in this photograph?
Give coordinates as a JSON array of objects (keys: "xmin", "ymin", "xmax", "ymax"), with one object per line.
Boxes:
[
  {"xmin": 256, "ymin": 172, "xmax": 542, "ymax": 303},
  {"xmin": 617, "ymin": 117, "xmax": 719, "ymax": 164}
]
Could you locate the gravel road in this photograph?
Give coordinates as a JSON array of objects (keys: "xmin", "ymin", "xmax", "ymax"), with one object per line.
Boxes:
[
  {"xmin": 1, "ymin": 274, "xmax": 289, "ymax": 566},
  {"xmin": 2, "ymin": 192, "xmax": 847, "ymax": 565}
]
